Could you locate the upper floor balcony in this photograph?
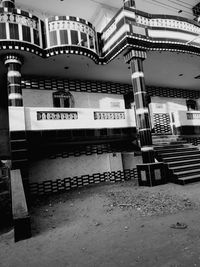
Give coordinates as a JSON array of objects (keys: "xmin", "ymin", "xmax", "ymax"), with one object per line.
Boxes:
[
  {"xmin": 1, "ymin": 2, "xmax": 200, "ymax": 63},
  {"xmin": 9, "ymin": 106, "xmax": 136, "ymax": 132}
]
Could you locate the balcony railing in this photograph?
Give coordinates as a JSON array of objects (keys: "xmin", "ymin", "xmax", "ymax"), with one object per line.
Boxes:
[
  {"xmin": 172, "ymin": 110, "xmax": 200, "ymax": 127},
  {"xmin": 9, "ymin": 107, "xmax": 136, "ymax": 131}
]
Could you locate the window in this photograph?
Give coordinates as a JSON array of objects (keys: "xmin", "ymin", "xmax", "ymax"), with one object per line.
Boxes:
[
  {"xmin": 53, "ymin": 91, "xmax": 74, "ymax": 108},
  {"xmin": 186, "ymin": 99, "xmax": 197, "ymax": 111},
  {"xmin": 81, "ymin": 32, "xmax": 88, "ymax": 47},
  {"xmin": 0, "ymin": 23, "xmax": 6, "ymax": 39},
  {"xmin": 71, "ymin": 30, "xmax": 78, "ymax": 45},
  {"xmin": 33, "ymin": 29, "xmax": 40, "ymax": 45},
  {"xmin": 22, "ymin": 25, "xmax": 31, "ymax": 42},
  {"xmin": 49, "ymin": 31, "xmax": 57, "ymax": 46},
  {"xmin": 60, "ymin": 30, "xmax": 68, "ymax": 44},
  {"xmin": 89, "ymin": 35, "xmax": 94, "ymax": 49},
  {"xmin": 9, "ymin": 23, "xmax": 19, "ymax": 40}
]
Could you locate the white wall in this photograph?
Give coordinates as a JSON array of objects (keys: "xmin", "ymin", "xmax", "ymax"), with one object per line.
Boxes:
[
  {"xmin": 29, "ymin": 153, "xmax": 123, "ymax": 184},
  {"xmin": 149, "ymin": 97, "xmax": 187, "ymax": 115},
  {"xmin": 22, "ymin": 89, "xmax": 125, "ymax": 109}
]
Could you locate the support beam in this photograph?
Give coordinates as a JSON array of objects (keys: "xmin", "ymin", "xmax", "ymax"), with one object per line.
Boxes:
[
  {"xmin": 1, "ymin": 0, "xmax": 15, "ymax": 8},
  {"xmin": 4, "ymin": 54, "xmax": 23, "ymax": 107},
  {"xmin": 124, "ymin": 50, "xmax": 154, "ymax": 163},
  {"xmin": 124, "ymin": 50, "xmax": 167, "ymax": 186}
]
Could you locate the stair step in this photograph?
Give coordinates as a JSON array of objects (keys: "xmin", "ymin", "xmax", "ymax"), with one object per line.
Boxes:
[
  {"xmin": 155, "ymin": 147, "xmax": 197, "ymax": 154},
  {"xmin": 0, "ymin": 191, "xmax": 9, "ymax": 197},
  {"xmin": 154, "ymin": 143, "xmax": 189, "ymax": 149},
  {"xmin": 177, "ymin": 174, "xmax": 200, "ymax": 185},
  {"xmin": 174, "ymin": 168, "xmax": 200, "ymax": 177},
  {"xmin": 168, "ymin": 158, "xmax": 200, "ymax": 167},
  {"xmin": 10, "ymin": 139, "xmax": 26, "ymax": 143},
  {"xmin": 153, "ymin": 141, "xmax": 187, "ymax": 145},
  {"xmin": 163, "ymin": 153, "xmax": 200, "ymax": 162},
  {"xmin": 170, "ymin": 163, "xmax": 200, "ymax": 172},
  {"xmin": 161, "ymin": 150, "xmax": 200, "ymax": 158}
]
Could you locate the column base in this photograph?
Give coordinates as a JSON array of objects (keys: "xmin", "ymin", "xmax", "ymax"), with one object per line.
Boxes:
[{"xmin": 137, "ymin": 162, "xmax": 168, "ymax": 187}]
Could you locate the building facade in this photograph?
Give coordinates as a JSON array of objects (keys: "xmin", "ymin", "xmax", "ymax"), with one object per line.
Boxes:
[{"xmin": 1, "ymin": 0, "xmax": 200, "ymax": 196}]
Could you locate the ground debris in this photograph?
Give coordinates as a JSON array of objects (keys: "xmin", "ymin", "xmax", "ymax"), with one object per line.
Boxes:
[{"xmin": 106, "ymin": 189, "xmax": 196, "ymax": 216}]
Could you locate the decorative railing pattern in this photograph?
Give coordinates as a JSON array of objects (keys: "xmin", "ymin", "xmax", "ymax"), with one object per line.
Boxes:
[
  {"xmin": 136, "ymin": 15, "xmax": 200, "ymax": 35},
  {"xmin": 0, "ymin": 8, "xmax": 42, "ymax": 48},
  {"xmin": 46, "ymin": 16, "xmax": 98, "ymax": 55},
  {"xmin": 37, "ymin": 111, "xmax": 78, "ymax": 121},
  {"xmin": 94, "ymin": 112, "xmax": 125, "ymax": 120},
  {"xmin": 187, "ymin": 112, "xmax": 200, "ymax": 120}
]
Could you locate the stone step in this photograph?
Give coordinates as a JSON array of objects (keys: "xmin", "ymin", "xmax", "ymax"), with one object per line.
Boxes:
[
  {"xmin": 176, "ymin": 174, "xmax": 200, "ymax": 185},
  {"xmin": 168, "ymin": 158, "xmax": 200, "ymax": 167},
  {"xmin": 170, "ymin": 163, "xmax": 200, "ymax": 172},
  {"xmin": 154, "ymin": 143, "xmax": 190, "ymax": 150},
  {"xmin": 174, "ymin": 168, "xmax": 200, "ymax": 178},
  {"xmin": 153, "ymin": 140, "xmax": 187, "ymax": 145},
  {"xmin": 0, "ymin": 180, "xmax": 8, "ymax": 193},
  {"xmin": 155, "ymin": 147, "xmax": 198, "ymax": 154},
  {"xmin": 163, "ymin": 153, "xmax": 200, "ymax": 162},
  {"xmin": 161, "ymin": 150, "xmax": 200, "ymax": 158},
  {"xmin": 0, "ymin": 190, "xmax": 9, "ymax": 198}
]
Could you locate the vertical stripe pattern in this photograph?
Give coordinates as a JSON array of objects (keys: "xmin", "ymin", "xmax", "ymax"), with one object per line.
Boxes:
[
  {"xmin": 4, "ymin": 54, "xmax": 23, "ymax": 107},
  {"xmin": 1, "ymin": 0, "xmax": 15, "ymax": 8},
  {"xmin": 124, "ymin": 50, "xmax": 154, "ymax": 163}
]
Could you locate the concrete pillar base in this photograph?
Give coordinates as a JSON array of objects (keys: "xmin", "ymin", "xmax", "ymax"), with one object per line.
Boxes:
[{"xmin": 137, "ymin": 162, "xmax": 168, "ymax": 187}]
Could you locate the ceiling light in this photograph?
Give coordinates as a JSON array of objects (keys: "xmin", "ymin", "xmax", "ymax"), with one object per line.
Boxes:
[
  {"xmin": 178, "ymin": 10, "xmax": 182, "ymax": 13},
  {"xmin": 179, "ymin": 74, "xmax": 183, "ymax": 76},
  {"xmin": 194, "ymin": 75, "xmax": 200, "ymax": 79},
  {"xmin": 64, "ymin": 66, "xmax": 69, "ymax": 70}
]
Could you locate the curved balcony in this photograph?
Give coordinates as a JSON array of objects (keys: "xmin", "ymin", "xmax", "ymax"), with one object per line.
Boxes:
[
  {"xmin": 101, "ymin": 7, "xmax": 200, "ymax": 61},
  {"xmin": 0, "ymin": 7, "xmax": 44, "ymax": 56},
  {"xmin": 45, "ymin": 16, "xmax": 99, "ymax": 63}
]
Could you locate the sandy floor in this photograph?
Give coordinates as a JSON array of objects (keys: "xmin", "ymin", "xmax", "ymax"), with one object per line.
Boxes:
[{"xmin": 2, "ymin": 181, "xmax": 200, "ymax": 267}]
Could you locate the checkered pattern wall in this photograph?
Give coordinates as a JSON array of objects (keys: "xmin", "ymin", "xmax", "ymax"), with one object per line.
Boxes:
[
  {"xmin": 22, "ymin": 77, "xmax": 200, "ymax": 99},
  {"xmin": 153, "ymin": 114, "xmax": 172, "ymax": 135},
  {"xmin": 29, "ymin": 168, "xmax": 138, "ymax": 195}
]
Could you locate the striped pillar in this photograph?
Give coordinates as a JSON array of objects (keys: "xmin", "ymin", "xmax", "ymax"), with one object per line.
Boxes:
[
  {"xmin": 124, "ymin": 50, "xmax": 154, "ymax": 163},
  {"xmin": 4, "ymin": 54, "xmax": 23, "ymax": 107},
  {"xmin": 123, "ymin": 0, "xmax": 135, "ymax": 9},
  {"xmin": 1, "ymin": 0, "xmax": 15, "ymax": 8}
]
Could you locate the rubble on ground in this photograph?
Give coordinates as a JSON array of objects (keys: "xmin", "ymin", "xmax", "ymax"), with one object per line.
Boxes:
[{"xmin": 106, "ymin": 189, "xmax": 196, "ymax": 216}]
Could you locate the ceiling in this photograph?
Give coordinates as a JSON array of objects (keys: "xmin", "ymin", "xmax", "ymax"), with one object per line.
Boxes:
[
  {"xmin": 0, "ymin": 50, "xmax": 199, "ymax": 91},
  {"xmin": 1, "ymin": 0, "xmax": 200, "ymax": 91}
]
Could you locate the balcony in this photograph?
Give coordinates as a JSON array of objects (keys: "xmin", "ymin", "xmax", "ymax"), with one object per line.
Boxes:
[
  {"xmin": 172, "ymin": 110, "xmax": 200, "ymax": 135},
  {"xmin": 9, "ymin": 107, "xmax": 136, "ymax": 131},
  {"xmin": 0, "ymin": 7, "xmax": 44, "ymax": 55}
]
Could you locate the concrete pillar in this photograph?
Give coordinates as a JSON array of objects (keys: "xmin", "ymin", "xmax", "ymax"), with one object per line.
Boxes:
[
  {"xmin": 123, "ymin": 0, "xmax": 135, "ymax": 9},
  {"xmin": 4, "ymin": 54, "xmax": 23, "ymax": 107},
  {"xmin": 1, "ymin": 0, "xmax": 15, "ymax": 8},
  {"xmin": 124, "ymin": 50, "xmax": 154, "ymax": 163},
  {"xmin": 124, "ymin": 50, "xmax": 167, "ymax": 186}
]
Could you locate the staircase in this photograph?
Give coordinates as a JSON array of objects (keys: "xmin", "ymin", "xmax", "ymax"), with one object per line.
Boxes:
[
  {"xmin": 153, "ymin": 135, "xmax": 200, "ymax": 185},
  {"xmin": 0, "ymin": 165, "xmax": 11, "ymax": 226}
]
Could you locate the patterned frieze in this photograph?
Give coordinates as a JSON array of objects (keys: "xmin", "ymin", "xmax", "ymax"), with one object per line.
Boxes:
[
  {"xmin": 0, "ymin": 12, "xmax": 38, "ymax": 29},
  {"xmin": 21, "ymin": 76, "xmax": 200, "ymax": 99},
  {"xmin": 48, "ymin": 20, "xmax": 95, "ymax": 38},
  {"xmin": 136, "ymin": 15, "xmax": 200, "ymax": 35},
  {"xmin": 37, "ymin": 111, "xmax": 78, "ymax": 121}
]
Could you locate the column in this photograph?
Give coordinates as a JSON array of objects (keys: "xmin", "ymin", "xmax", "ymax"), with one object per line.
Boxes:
[
  {"xmin": 4, "ymin": 54, "xmax": 23, "ymax": 107},
  {"xmin": 123, "ymin": 0, "xmax": 136, "ymax": 9},
  {"xmin": 124, "ymin": 50, "xmax": 167, "ymax": 186},
  {"xmin": 1, "ymin": 0, "xmax": 15, "ymax": 8},
  {"xmin": 124, "ymin": 50, "xmax": 154, "ymax": 163}
]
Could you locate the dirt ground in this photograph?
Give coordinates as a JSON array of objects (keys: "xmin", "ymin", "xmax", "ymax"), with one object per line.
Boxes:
[{"xmin": 2, "ymin": 181, "xmax": 200, "ymax": 267}]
